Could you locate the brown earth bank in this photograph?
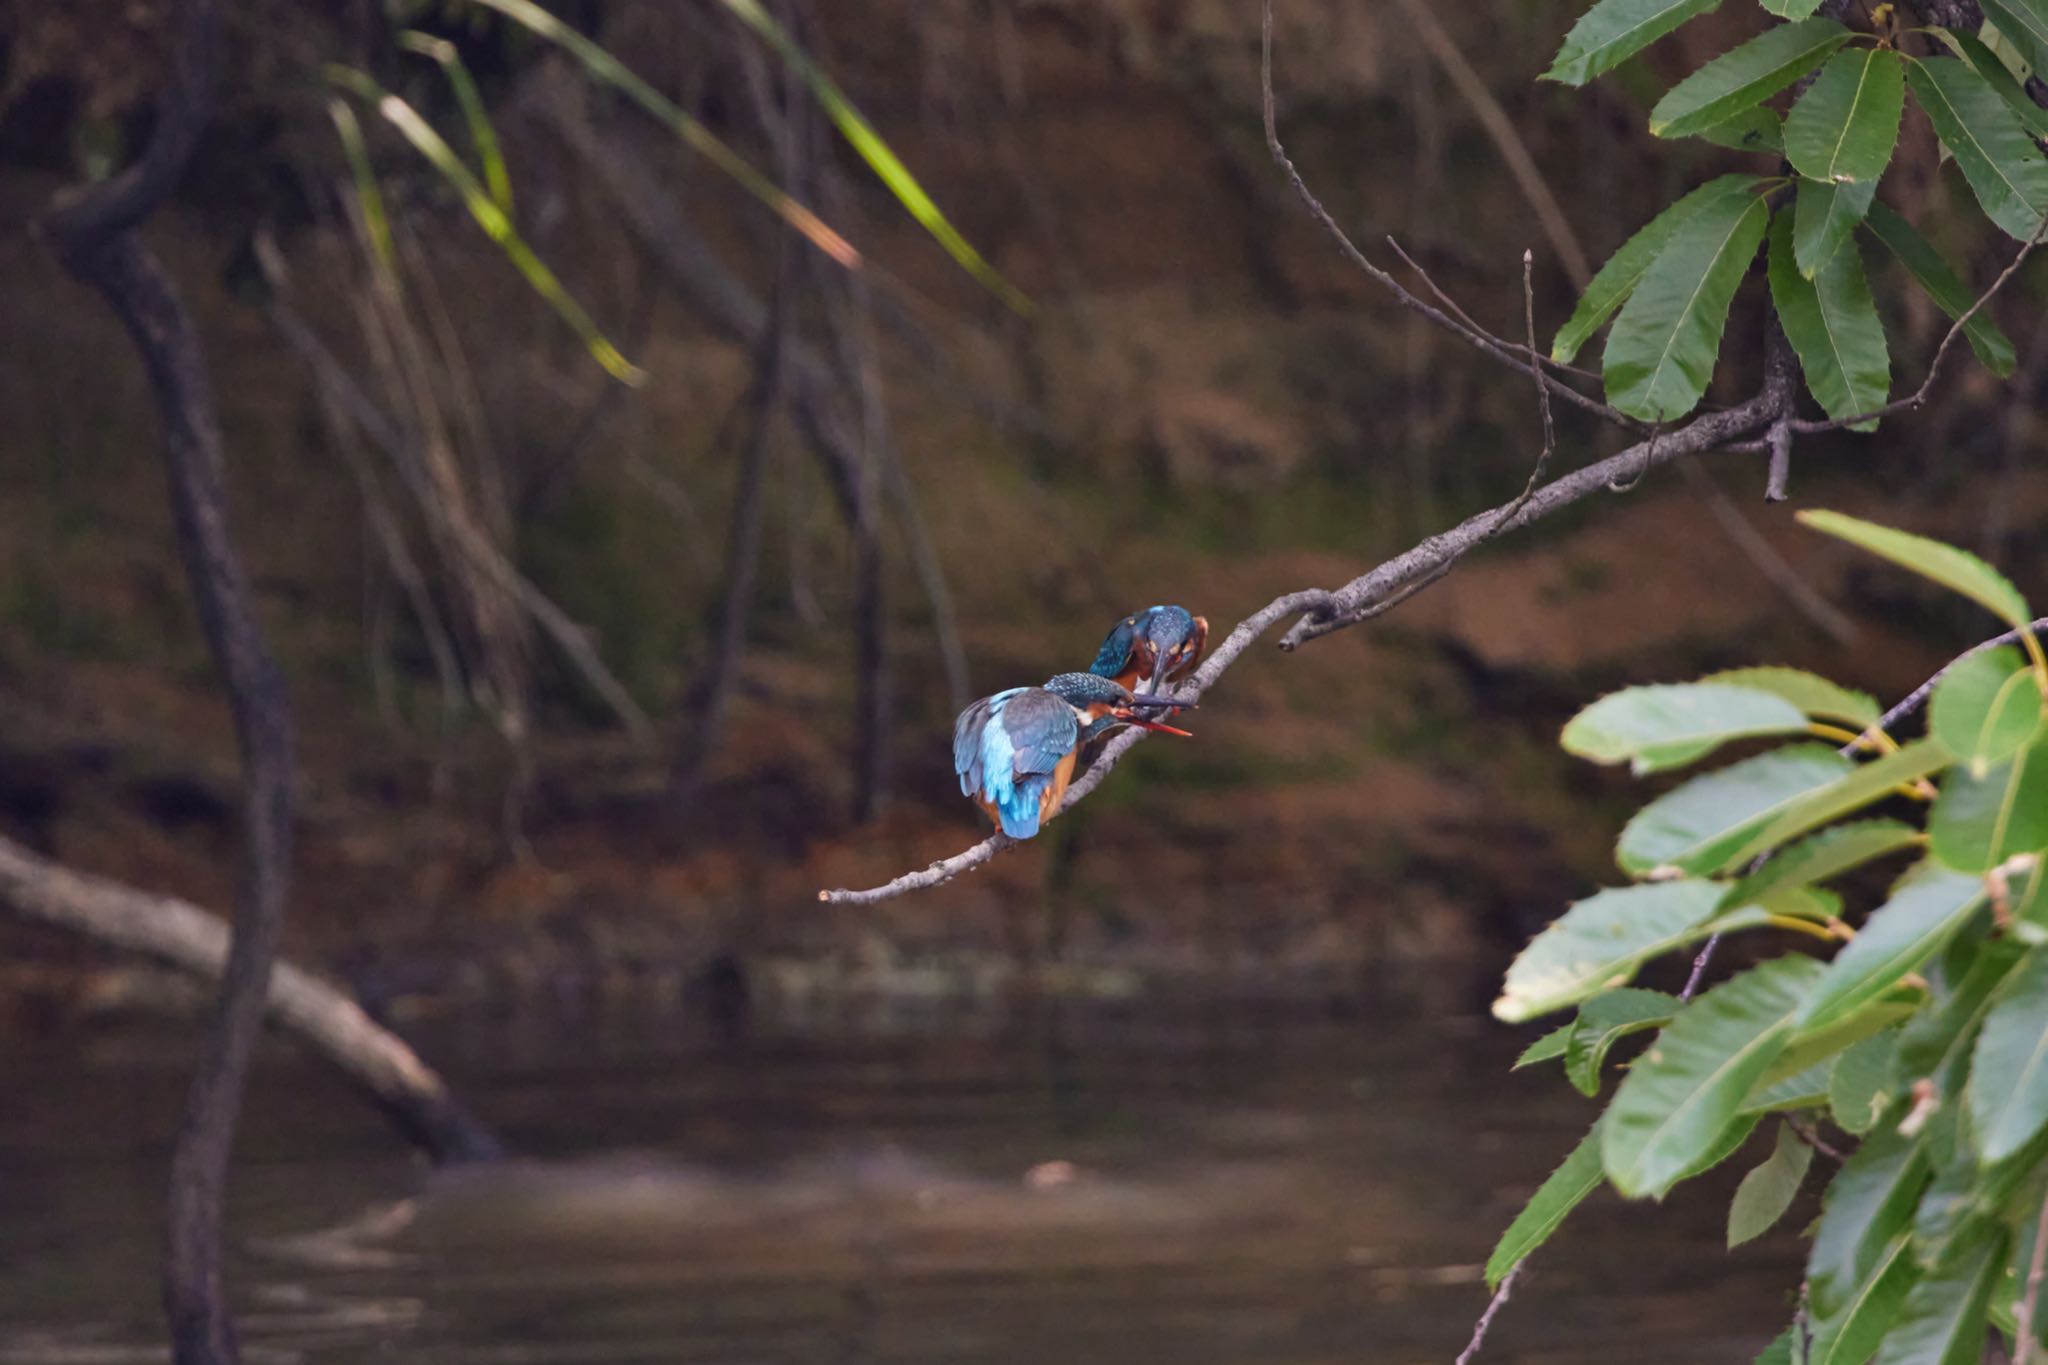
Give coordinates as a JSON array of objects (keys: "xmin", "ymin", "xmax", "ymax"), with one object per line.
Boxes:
[{"xmin": 3, "ymin": 0, "xmax": 2046, "ymax": 1022}]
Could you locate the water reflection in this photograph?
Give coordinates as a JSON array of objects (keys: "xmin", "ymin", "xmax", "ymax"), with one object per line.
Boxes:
[{"xmin": 0, "ymin": 998, "xmax": 1801, "ymax": 1363}]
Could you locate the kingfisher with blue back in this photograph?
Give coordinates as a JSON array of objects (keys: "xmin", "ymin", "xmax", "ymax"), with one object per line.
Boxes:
[
  {"xmin": 1090, "ymin": 605, "xmax": 1210, "ymax": 699},
  {"xmin": 953, "ymin": 673, "xmax": 1192, "ymax": 839}
]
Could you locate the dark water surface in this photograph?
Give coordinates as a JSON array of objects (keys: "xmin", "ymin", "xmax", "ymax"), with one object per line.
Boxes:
[{"xmin": 0, "ymin": 996, "xmax": 1802, "ymax": 1363}]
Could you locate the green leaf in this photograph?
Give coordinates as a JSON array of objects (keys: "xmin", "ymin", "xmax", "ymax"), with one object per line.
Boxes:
[
  {"xmin": 1929, "ymin": 646, "xmax": 2045, "ymax": 776},
  {"xmin": 1769, "ymin": 212, "xmax": 1892, "ymax": 430},
  {"xmin": 1794, "ymin": 175, "xmax": 1879, "ymax": 278},
  {"xmin": 1936, "ymin": 28, "xmax": 2048, "ymax": 139},
  {"xmin": 1566, "ymin": 988, "xmax": 1679, "ymax": 1095},
  {"xmin": 1704, "ymin": 667, "xmax": 1880, "ymax": 727},
  {"xmin": 1604, "ymin": 184, "xmax": 1772, "ymax": 420},
  {"xmin": 1729, "ymin": 1121, "xmax": 1816, "ymax": 1246},
  {"xmin": 1896, "ymin": 938, "xmax": 2026, "ymax": 1087},
  {"xmin": 1563, "ymin": 681, "xmax": 1810, "ymax": 770},
  {"xmin": 1544, "ymin": 0, "xmax": 1726, "ymax": 86},
  {"xmin": 1602, "ymin": 956, "xmax": 1825, "ymax": 1198},
  {"xmin": 1929, "ymin": 731, "xmax": 2048, "ymax": 872},
  {"xmin": 1906, "ymin": 55, "xmax": 2048, "ymax": 241},
  {"xmin": 1829, "ymin": 1026, "xmax": 1900, "ymax": 1135},
  {"xmin": 1727, "ymin": 819, "xmax": 1923, "ymax": 909},
  {"xmin": 1874, "ymin": 1222, "xmax": 2007, "ymax": 1365},
  {"xmin": 1768, "ymin": 992, "xmax": 1921, "ymax": 1087},
  {"xmin": 1785, "ymin": 47, "xmax": 1906, "ymax": 184},
  {"xmin": 1970, "ymin": 947, "xmax": 2048, "ymax": 1162},
  {"xmin": 1485, "ymin": 1122, "xmax": 1603, "ymax": 1287},
  {"xmin": 1810, "ymin": 1232, "xmax": 1920, "ymax": 1365},
  {"xmin": 325, "ymin": 67, "xmax": 645, "ymax": 386},
  {"xmin": 1493, "ymin": 880, "xmax": 1727, "ymax": 1022},
  {"xmin": 1809, "ymin": 509, "xmax": 2036, "ymax": 631},
  {"xmin": 1979, "ymin": 0, "xmax": 2048, "ymax": 82},
  {"xmin": 1720, "ymin": 740, "xmax": 1955, "ymax": 872},
  {"xmin": 716, "ymin": 0, "xmax": 1031, "ymax": 314},
  {"xmin": 1746, "ymin": 1056, "xmax": 1836, "ymax": 1113},
  {"xmin": 1697, "ymin": 105, "xmax": 1786, "ymax": 153},
  {"xmin": 1863, "ymin": 203, "xmax": 2019, "ymax": 377},
  {"xmin": 1553, "ymin": 176, "xmax": 1765, "ymax": 363},
  {"xmin": 1649, "ymin": 20, "xmax": 1852, "ymax": 139},
  {"xmin": 467, "ymin": 0, "xmax": 862, "ymax": 277},
  {"xmin": 1809, "ymin": 1124, "xmax": 1934, "ymax": 1318},
  {"xmin": 1515, "ymin": 1024, "xmax": 1573, "ymax": 1069},
  {"xmin": 1799, "ymin": 867, "xmax": 1987, "ymax": 1034},
  {"xmin": 1753, "ymin": 1327, "xmax": 1798, "ymax": 1365},
  {"xmin": 1619, "ymin": 745, "xmax": 1856, "ymax": 876},
  {"xmin": 1761, "ymin": 0, "xmax": 1824, "ymax": 14}
]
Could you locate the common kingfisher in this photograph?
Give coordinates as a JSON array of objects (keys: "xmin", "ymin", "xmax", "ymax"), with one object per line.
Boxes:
[
  {"xmin": 1091, "ymin": 605, "xmax": 1210, "ymax": 697},
  {"xmin": 953, "ymin": 673, "xmax": 1191, "ymax": 839}
]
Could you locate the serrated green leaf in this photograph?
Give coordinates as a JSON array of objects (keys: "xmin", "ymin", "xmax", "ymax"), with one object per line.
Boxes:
[
  {"xmin": 1704, "ymin": 667, "xmax": 1881, "ymax": 727},
  {"xmin": 1970, "ymin": 948, "xmax": 2048, "ymax": 1162},
  {"xmin": 1564, "ymin": 681, "xmax": 1810, "ymax": 769},
  {"xmin": 1803, "ymin": 510, "xmax": 2036, "ymax": 631},
  {"xmin": 1729, "ymin": 1121, "xmax": 1816, "ymax": 1246},
  {"xmin": 1620, "ymin": 744, "xmax": 1856, "ymax": 876},
  {"xmin": 1494, "ymin": 880, "xmax": 1728, "ymax": 1022},
  {"xmin": 1785, "ymin": 47, "xmax": 1906, "ymax": 184},
  {"xmin": 1799, "ymin": 867, "xmax": 1987, "ymax": 1034},
  {"xmin": 1485, "ymin": 1122, "xmax": 1603, "ymax": 1287},
  {"xmin": 1650, "ymin": 20, "xmax": 1852, "ymax": 139},
  {"xmin": 1698, "ymin": 105, "xmax": 1786, "ymax": 152},
  {"xmin": 1553, "ymin": 176, "xmax": 1765, "ymax": 363},
  {"xmin": 1811, "ymin": 1231, "xmax": 1919, "ymax": 1365},
  {"xmin": 1896, "ymin": 938, "xmax": 2026, "ymax": 1087},
  {"xmin": 1830, "ymin": 1026, "xmax": 1900, "ymax": 1135},
  {"xmin": 1721, "ymin": 740, "xmax": 1955, "ymax": 872},
  {"xmin": 1768, "ymin": 993, "xmax": 1921, "ymax": 1088},
  {"xmin": 1794, "ymin": 175, "xmax": 1879, "ymax": 277},
  {"xmin": 1566, "ymin": 988, "xmax": 1679, "ymax": 1095},
  {"xmin": 1979, "ymin": 0, "xmax": 2048, "ymax": 79},
  {"xmin": 1930, "ymin": 731, "xmax": 2048, "ymax": 872},
  {"xmin": 1604, "ymin": 185, "xmax": 1771, "ymax": 420},
  {"xmin": 1937, "ymin": 28, "xmax": 2048, "ymax": 138},
  {"xmin": 1930, "ymin": 646, "xmax": 2045, "ymax": 775},
  {"xmin": 1874, "ymin": 1222, "xmax": 2007, "ymax": 1365},
  {"xmin": 1907, "ymin": 55, "xmax": 2048, "ymax": 240},
  {"xmin": 1514, "ymin": 1023, "xmax": 1573, "ymax": 1069},
  {"xmin": 1747, "ymin": 1056, "xmax": 1836, "ymax": 1113},
  {"xmin": 1809, "ymin": 1124, "xmax": 1934, "ymax": 1319},
  {"xmin": 1770, "ymin": 212, "xmax": 1892, "ymax": 429},
  {"xmin": 1727, "ymin": 820, "xmax": 1923, "ymax": 909},
  {"xmin": 1603, "ymin": 956, "xmax": 1825, "ymax": 1198},
  {"xmin": 1761, "ymin": 0, "xmax": 1824, "ymax": 14},
  {"xmin": 1545, "ymin": 0, "xmax": 1727, "ymax": 86},
  {"xmin": 1753, "ymin": 1327, "xmax": 1799, "ymax": 1365},
  {"xmin": 1863, "ymin": 203, "xmax": 2019, "ymax": 376}
]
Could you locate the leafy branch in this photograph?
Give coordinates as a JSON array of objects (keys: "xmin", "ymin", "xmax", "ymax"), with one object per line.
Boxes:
[{"xmin": 821, "ymin": 0, "xmax": 2045, "ymax": 905}]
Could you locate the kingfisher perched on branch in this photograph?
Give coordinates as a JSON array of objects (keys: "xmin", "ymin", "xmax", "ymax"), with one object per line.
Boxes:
[
  {"xmin": 953, "ymin": 673, "xmax": 1192, "ymax": 839},
  {"xmin": 1090, "ymin": 605, "xmax": 1210, "ymax": 698}
]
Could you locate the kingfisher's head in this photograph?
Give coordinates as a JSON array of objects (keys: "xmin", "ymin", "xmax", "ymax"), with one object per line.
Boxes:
[
  {"xmin": 1043, "ymin": 672, "xmax": 1193, "ymax": 736},
  {"xmin": 1136, "ymin": 606, "xmax": 1209, "ymax": 696}
]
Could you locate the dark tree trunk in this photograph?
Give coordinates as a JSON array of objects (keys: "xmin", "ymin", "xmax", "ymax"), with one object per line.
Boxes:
[{"xmin": 40, "ymin": 3, "xmax": 297, "ymax": 1360}]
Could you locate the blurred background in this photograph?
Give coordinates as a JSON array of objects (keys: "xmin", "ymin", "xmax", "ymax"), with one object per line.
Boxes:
[{"xmin": 1, "ymin": 0, "xmax": 2042, "ymax": 1359}]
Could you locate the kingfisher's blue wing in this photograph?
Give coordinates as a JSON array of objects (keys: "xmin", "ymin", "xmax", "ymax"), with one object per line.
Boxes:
[
  {"xmin": 954, "ymin": 690, "xmax": 1020, "ymax": 798},
  {"xmin": 998, "ymin": 690, "xmax": 1080, "ymax": 777},
  {"xmin": 1089, "ymin": 612, "xmax": 1147, "ymax": 679},
  {"xmin": 968, "ymin": 689, "xmax": 1078, "ymax": 839}
]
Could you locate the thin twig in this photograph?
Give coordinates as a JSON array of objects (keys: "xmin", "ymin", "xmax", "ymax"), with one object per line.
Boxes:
[
  {"xmin": 1258, "ymin": 1, "xmax": 1635, "ymax": 428},
  {"xmin": 1786, "ymin": 1113, "xmax": 1848, "ymax": 1162},
  {"xmin": 1387, "ymin": 0, "xmax": 1591, "ymax": 286},
  {"xmin": 1681, "ymin": 934, "xmax": 1722, "ymax": 1003},
  {"xmin": 1793, "ymin": 209, "xmax": 2048, "ymax": 434},
  {"xmin": 1873, "ymin": 616, "xmax": 2048, "ymax": 734},
  {"xmin": 1454, "ymin": 1265, "xmax": 1519, "ymax": 1365}
]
